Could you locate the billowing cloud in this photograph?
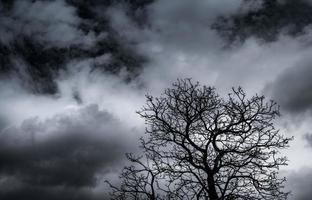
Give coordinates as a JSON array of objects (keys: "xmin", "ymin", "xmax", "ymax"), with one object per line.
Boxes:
[
  {"xmin": 105, "ymin": 3, "xmax": 312, "ymax": 102},
  {"xmin": 0, "ymin": 104, "xmax": 136, "ymax": 199},
  {"xmin": 0, "ymin": 0, "xmax": 148, "ymax": 94},
  {"xmin": 0, "ymin": 0, "xmax": 95, "ymax": 47},
  {"xmin": 267, "ymin": 58, "xmax": 312, "ymax": 115},
  {"xmin": 107, "ymin": 0, "xmax": 245, "ymax": 56}
]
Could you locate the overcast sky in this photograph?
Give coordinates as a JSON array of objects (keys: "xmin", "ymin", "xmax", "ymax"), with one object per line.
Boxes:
[{"xmin": 1, "ymin": 0, "xmax": 312, "ymax": 199}]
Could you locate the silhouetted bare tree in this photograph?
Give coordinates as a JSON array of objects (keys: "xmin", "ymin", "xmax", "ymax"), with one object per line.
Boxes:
[{"xmin": 107, "ymin": 79, "xmax": 292, "ymax": 200}]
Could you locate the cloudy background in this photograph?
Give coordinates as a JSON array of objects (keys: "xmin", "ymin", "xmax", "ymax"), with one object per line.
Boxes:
[{"xmin": 1, "ymin": 0, "xmax": 312, "ymax": 199}]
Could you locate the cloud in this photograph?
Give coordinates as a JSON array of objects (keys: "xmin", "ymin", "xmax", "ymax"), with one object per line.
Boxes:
[
  {"xmin": 107, "ymin": 0, "xmax": 312, "ymax": 96},
  {"xmin": 146, "ymin": 0, "xmax": 243, "ymax": 51},
  {"xmin": 107, "ymin": 0, "xmax": 244, "ymax": 55},
  {"xmin": 267, "ymin": 58, "xmax": 312, "ymax": 115},
  {"xmin": 0, "ymin": 0, "xmax": 148, "ymax": 94},
  {"xmin": 0, "ymin": 56, "xmax": 147, "ymax": 199},
  {"xmin": 213, "ymin": 0, "xmax": 312, "ymax": 43},
  {"xmin": 0, "ymin": 104, "xmax": 136, "ymax": 199},
  {"xmin": 0, "ymin": 185, "xmax": 102, "ymax": 200},
  {"xmin": 0, "ymin": 0, "xmax": 95, "ymax": 48}
]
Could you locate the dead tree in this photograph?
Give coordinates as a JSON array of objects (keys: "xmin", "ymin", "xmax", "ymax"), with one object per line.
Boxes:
[{"xmin": 108, "ymin": 79, "xmax": 292, "ymax": 200}]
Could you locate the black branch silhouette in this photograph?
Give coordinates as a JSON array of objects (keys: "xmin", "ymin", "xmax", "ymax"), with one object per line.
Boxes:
[{"xmin": 107, "ymin": 79, "xmax": 292, "ymax": 200}]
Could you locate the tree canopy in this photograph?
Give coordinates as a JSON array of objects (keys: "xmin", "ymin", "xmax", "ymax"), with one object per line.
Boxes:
[{"xmin": 107, "ymin": 79, "xmax": 292, "ymax": 200}]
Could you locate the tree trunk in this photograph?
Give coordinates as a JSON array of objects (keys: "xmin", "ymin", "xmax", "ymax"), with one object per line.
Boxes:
[{"xmin": 207, "ymin": 174, "xmax": 219, "ymax": 200}]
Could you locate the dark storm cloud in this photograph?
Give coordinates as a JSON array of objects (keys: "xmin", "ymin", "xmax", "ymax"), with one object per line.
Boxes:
[
  {"xmin": 0, "ymin": 0, "xmax": 148, "ymax": 94},
  {"xmin": 213, "ymin": 0, "xmax": 312, "ymax": 43},
  {"xmin": 267, "ymin": 60, "xmax": 312, "ymax": 115},
  {"xmin": 0, "ymin": 104, "xmax": 136, "ymax": 200},
  {"xmin": 0, "ymin": 0, "xmax": 93, "ymax": 94},
  {"xmin": 0, "ymin": 185, "xmax": 102, "ymax": 200}
]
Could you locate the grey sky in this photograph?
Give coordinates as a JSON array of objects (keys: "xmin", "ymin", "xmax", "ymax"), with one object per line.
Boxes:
[{"xmin": 1, "ymin": 0, "xmax": 312, "ymax": 199}]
